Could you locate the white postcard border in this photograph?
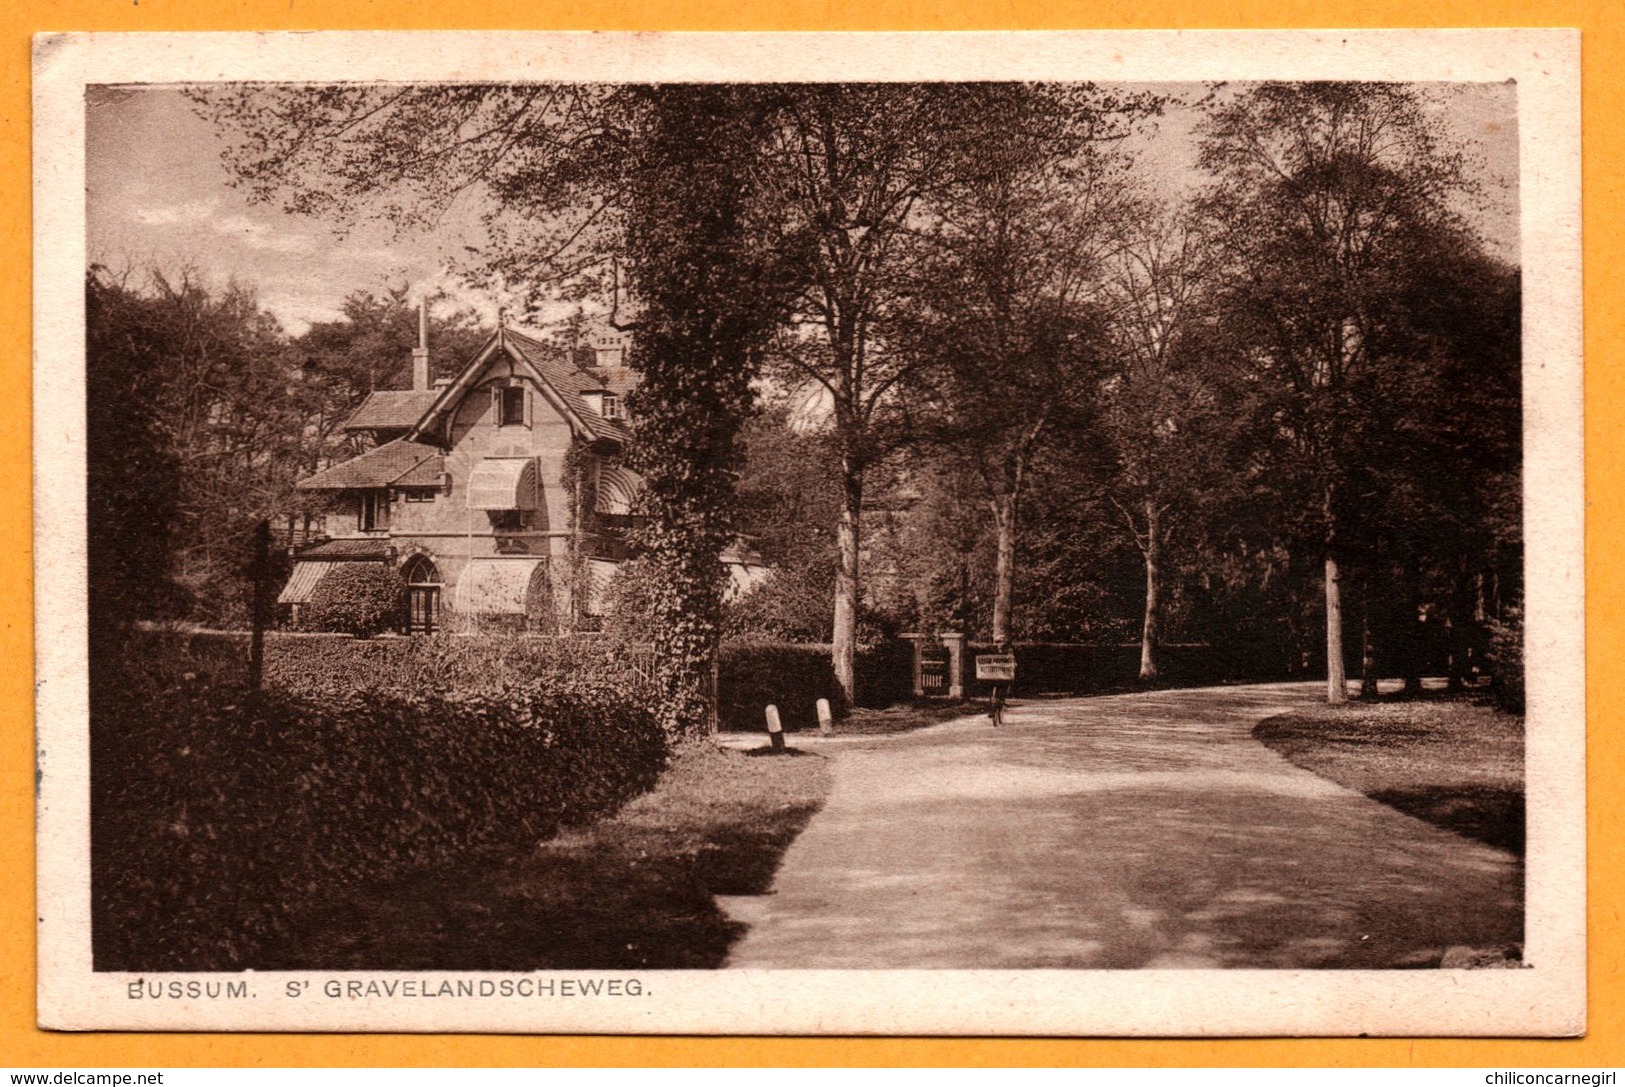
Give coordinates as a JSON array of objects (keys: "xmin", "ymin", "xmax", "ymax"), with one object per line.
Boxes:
[{"xmin": 34, "ymin": 28, "xmax": 1584, "ymax": 1036}]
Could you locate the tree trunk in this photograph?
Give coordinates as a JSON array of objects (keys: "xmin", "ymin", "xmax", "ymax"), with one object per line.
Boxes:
[
  {"xmin": 1401, "ymin": 560, "xmax": 1423, "ymax": 696},
  {"xmin": 831, "ymin": 457, "xmax": 863, "ymax": 706},
  {"xmin": 1325, "ymin": 552, "xmax": 1347, "ymax": 704},
  {"xmin": 1360, "ymin": 574, "xmax": 1379, "ymax": 699},
  {"xmin": 1138, "ymin": 498, "xmax": 1160, "ymax": 681},
  {"xmin": 990, "ymin": 492, "xmax": 1017, "ymax": 645}
]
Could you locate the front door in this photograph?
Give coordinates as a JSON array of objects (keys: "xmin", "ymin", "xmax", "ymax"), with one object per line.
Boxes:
[{"xmin": 406, "ymin": 585, "xmax": 439, "ymax": 635}]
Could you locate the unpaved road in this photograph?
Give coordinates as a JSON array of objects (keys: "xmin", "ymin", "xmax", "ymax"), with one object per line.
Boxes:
[{"xmin": 722, "ymin": 683, "xmax": 1522, "ymax": 969}]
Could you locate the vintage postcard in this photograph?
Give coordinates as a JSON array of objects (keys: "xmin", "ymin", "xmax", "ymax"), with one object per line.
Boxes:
[{"xmin": 34, "ymin": 29, "xmax": 1583, "ymax": 1035}]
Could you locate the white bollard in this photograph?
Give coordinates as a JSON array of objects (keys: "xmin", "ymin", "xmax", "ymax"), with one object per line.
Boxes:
[
  {"xmin": 765, "ymin": 704, "xmax": 785, "ymax": 752},
  {"xmin": 816, "ymin": 697, "xmax": 833, "ymax": 736}
]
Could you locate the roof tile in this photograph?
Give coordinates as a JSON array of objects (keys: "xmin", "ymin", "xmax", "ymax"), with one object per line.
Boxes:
[
  {"xmin": 296, "ymin": 439, "xmax": 445, "ymax": 491},
  {"xmin": 344, "ymin": 390, "xmax": 441, "ymax": 432}
]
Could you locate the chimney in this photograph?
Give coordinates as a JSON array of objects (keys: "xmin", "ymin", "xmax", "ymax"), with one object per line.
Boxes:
[
  {"xmin": 591, "ymin": 331, "xmax": 625, "ymax": 370},
  {"xmin": 411, "ymin": 296, "xmax": 430, "ymax": 391}
]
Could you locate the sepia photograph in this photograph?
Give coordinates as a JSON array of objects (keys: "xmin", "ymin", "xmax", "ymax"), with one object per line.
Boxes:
[{"xmin": 33, "ymin": 30, "xmax": 1583, "ymax": 1035}]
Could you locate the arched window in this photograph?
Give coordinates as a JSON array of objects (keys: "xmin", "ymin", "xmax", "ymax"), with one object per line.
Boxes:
[{"xmin": 402, "ymin": 554, "xmax": 441, "ymax": 585}]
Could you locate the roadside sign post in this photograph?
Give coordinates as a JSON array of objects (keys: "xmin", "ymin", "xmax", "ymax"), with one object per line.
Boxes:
[{"xmin": 975, "ymin": 652, "xmax": 1017, "ymax": 727}]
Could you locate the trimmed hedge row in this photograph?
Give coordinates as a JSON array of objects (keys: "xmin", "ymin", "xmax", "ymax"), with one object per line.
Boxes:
[
  {"xmin": 92, "ymin": 675, "xmax": 666, "ymax": 971},
  {"xmin": 962, "ymin": 642, "xmax": 1235, "ymax": 698},
  {"xmin": 125, "ymin": 628, "xmax": 658, "ymax": 701},
  {"xmin": 127, "ymin": 629, "xmax": 908, "ymax": 732},
  {"xmin": 717, "ymin": 641, "xmax": 912, "ymax": 731}
]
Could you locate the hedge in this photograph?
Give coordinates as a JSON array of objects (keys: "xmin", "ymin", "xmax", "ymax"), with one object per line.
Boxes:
[
  {"xmin": 91, "ymin": 674, "xmax": 666, "ymax": 971},
  {"xmin": 123, "ymin": 627, "xmax": 658, "ymax": 701},
  {"xmin": 126, "ymin": 629, "xmax": 913, "ymax": 731},
  {"xmin": 960, "ymin": 642, "xmax": 1235, "ymax": 698},
  {"xmin": 717, "ymin": 641, "xmax": 912, "ymax": 731}
]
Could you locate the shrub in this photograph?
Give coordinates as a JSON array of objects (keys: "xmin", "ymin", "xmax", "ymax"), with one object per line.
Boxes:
[
  {"xmin": 718, "ymin": 642, "xmax": 844, "ymax": 731},
  {"xmin": 91, "ymin": 672, "xmax": 666, "ymax": 971},
  {"xmin": 1486, "ymin": 606, "xmax": 1525, "ymax": 714},
  {"xmin": 304, "ymin": 563, "xmax": 403, "ymax": 638}
]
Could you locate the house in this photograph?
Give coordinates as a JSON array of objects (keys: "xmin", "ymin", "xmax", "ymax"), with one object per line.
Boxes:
[{"xmin": 280, "ymin": 314, "xmax": 769, "ymax": 634}]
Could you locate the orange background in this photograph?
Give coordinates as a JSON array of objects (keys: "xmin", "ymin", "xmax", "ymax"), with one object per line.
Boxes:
[{"xmin": 0, "ymin": 0, "xmax": 1614, "ymax": 1069}]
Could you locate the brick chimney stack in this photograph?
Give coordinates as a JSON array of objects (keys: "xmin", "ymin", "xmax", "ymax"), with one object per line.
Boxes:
[{"xmin": 411, "ymin": 296, "xmax": 430, "ymax": 391}]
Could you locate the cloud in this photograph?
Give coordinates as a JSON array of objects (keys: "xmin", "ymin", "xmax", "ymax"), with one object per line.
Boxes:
[
  {"xmin": 258, "ymin": 291, "xmax": 347, "ymax": 336},
  {"xmin": 131, "ymin": 200, "xmax": 316, "ymax": 253},
  {"xmin": 132, "ymin": 200, "xmax": 217, "ymax": 226}
]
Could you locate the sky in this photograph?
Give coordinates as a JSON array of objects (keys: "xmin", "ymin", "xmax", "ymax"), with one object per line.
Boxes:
[{"xmin": 85, "ymin": 82, "xmax": 1521, "ymax": 338}]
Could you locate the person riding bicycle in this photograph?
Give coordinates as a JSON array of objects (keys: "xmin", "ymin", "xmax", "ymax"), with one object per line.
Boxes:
[{"xmin": 987, "ymin": 641, "xmax": 1010, "ymax": 727}]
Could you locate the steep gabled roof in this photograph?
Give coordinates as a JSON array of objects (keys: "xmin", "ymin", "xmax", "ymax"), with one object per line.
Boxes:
[
  {"xmin": 343, "ymin": 390, "xmax": 441, "ymax": 433},
  {"xmin": 503, "ymin": 329, "xmax": 633, "ymax": 444},
  {"xmin": 405, "ymin": 327, "xmax": 632, "ymax": 448},
  {"xmin": 296, "ymin": 438, "xmax": 446, "ymax": 491}
]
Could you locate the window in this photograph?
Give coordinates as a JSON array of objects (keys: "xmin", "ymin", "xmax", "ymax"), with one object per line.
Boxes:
[
  {"xmin": 500, "ymin": 385, "xmax": 526, "ymax": 426},
  {"xmin": 359, "ymin": 490, "xmax": 390, "ymax": 531},
  {"xmin": 402, "ymin": 489, "xmax": 436, "ymax": 503},
  {"xmin": 601, "ymin": 393, "xmax": 624, "ymax": 420},
  {"xmin": 490, "ymin": 509, "xmax": 529, "ymax": 533}
]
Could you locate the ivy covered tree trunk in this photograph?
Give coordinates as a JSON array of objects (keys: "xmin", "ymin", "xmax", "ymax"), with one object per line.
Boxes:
[{"xmin": 622, "ymin": 87, "xmax": 788, "ymax": 739}]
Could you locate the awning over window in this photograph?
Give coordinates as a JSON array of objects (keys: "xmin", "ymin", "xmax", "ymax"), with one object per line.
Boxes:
[
  {"xmin": 277, "ymin": 561, "xmax": 339, "ymax": 605},
  {"xmin": 595, "ymin": 465, "xmax": 640, "ymax": 515},
  {"xmin": 454, "ymin": 558, "xmax": 548, "ymax": 615},
  {"xmin": 467, "ymin": 457, "xmax": 539, "ymax": 511},
  {"xmin": 725, "ymin": 560, "xmax": 772, "ymax": 602},
  {"xmin": 586, "ymin": 558, "xmax": 620, "ymax": 617}
]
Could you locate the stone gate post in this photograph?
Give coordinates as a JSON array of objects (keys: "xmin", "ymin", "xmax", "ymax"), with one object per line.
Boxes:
[
  {"xmin": 941, "ymin": 631, "xmax": 966, "ymax": 699},
  {"xmin": 899, "ymin": 633, "xmax": 926, "ymax": 697}
]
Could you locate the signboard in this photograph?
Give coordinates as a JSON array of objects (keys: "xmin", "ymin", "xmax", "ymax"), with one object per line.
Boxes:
[{"xmin": 975, "ymin": 653, "xmax": 1016, "ymax": 682}]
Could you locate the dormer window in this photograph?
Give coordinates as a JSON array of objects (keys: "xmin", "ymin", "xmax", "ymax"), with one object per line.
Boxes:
[{"xmin": 602, "ymin": 393, "xmax": 624, "ymax": 420}]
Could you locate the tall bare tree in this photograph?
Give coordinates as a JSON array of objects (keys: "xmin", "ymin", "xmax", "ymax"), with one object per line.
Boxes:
[{"xmin": 1099, "ymin": 206, "xmax": 1233, "ymax": 679}]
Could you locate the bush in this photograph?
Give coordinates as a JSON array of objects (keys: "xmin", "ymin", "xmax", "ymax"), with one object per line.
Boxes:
[
  {"xmin": 718, "ymin": 642, "xmax": 847, "ymax": 732},
  {"xmin": 1486, "ymin": 606, "xmax": 1525, "ymax": 714},
  {"xmin": 91, "ymin": 672, "xmax": 666, "ymax": 971},
  {"xmin": 304, "ymin": 563, "xmax": 403, "ymax": 638}
]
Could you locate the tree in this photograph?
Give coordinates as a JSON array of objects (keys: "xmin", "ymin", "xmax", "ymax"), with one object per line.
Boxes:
[
  {"xmin": 1197, "ymin": 82, "xmax": 1478, "ymax": 703},
  {"xmin": 752, "ymin": 84, "xmax": 984, "ymax": 702},
  {"xmin": 617, "ymin": 86, "xmax": 805, "ymax": 734},
  {"xmin": 759, "ymin": 83, "xmax": 1155, "ymax": 695},
  {"xmin": 897, "ymin": 87, "xmax": 1146, "ymax": 646},
  {"xmin": 1099, "ymin": 206, "xmax": 1238, "ymax": 679},
  {"xmin": 87, "ymin": 264, "xmax": 307, "ymax": 628},
  {"xmin": 86, "ymin": 268, "xmax": 187, "ymax": 656}
]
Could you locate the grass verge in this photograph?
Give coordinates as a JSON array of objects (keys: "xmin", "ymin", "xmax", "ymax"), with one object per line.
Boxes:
[
  {"xmin": 1253, "ymin": 693, "xmax": 1523, "ymax": 855},
  {"xmin": 276, "ymin": 741, "xmax": 831, "ymax": 970}
]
